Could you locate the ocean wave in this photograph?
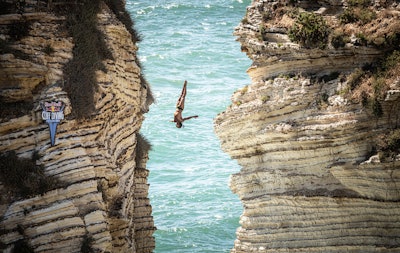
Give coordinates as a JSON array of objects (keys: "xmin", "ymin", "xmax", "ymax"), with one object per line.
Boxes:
[{"xmin": 128, "ymin": 0, "xmax": 251, "ymax": 252}]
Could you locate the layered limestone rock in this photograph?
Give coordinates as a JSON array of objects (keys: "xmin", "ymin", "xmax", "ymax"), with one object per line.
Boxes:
[
  {"xmin": 0, "ymin": 1, "xmax": 155, "ymax": 252},
  {"xmin": 215, "ymin": 0, "xmax": 400, "ymax": 252}
]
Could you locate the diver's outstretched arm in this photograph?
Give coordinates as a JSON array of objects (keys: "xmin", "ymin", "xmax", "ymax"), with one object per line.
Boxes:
[{"xmin": 183, "ymin": 115, "xmax": 198, "ymax": 121}]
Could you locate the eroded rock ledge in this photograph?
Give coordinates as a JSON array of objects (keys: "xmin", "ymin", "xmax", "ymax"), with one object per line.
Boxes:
[
  {"xmin": 215, "ymin": 0, "xmax": 400, "ymax": 252},
  {"xmin": 0, "ymin": 1, "xmax": 155, "ymax": 252}
]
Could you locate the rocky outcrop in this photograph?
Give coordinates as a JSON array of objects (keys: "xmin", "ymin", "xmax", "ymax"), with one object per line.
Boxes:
[
  {"xmin": 0, "ymin": 1, "xmax": 155, "ymax": 252},
  {"xmin": 215, "ymin": 0, "xmax": 400, "ymax": 252}
]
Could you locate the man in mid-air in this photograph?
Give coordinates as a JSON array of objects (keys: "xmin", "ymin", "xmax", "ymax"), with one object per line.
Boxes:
[{"xmin": 172, "ymin": 80, "xmax": 198, "ymax": 128}]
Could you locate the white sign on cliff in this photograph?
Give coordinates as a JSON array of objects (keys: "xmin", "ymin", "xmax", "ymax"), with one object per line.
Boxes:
[{"xmin": 41, "ymin": 101, "xmax": 65, "ymax": 146}]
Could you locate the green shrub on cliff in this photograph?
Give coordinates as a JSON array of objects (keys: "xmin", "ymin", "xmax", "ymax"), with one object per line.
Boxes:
[
  {"xmin": 382, "ymin": 50, "xmax": 400, "ymax": 71},
  {"xmin": 0, "ymin": 151, "xmax": 61, "ymax": 199},
  {"xmin": 386, "ymin": 129, "xmax": 400, "ymax": 153},
  {"xmin": 340, "ymin": 0, "xmax": 375, "ymax": 25},
  {"xmin": 347, "ymin": 68, "xmax": 365, "ymax": 90},
  {"xmin": 42, "ymin": 44, "xmax": 55, "ymax": 55},
  {"xmin": 331, "ymin": 30, "xmax": 350, "ymax": 48},
  {"xmin": 80, "ymin": 235, "xmax": 94, "ymax": 253},
  {"xmin": 340, "ymin": 7, "xmax": 376, "ymax": 25},
  {"xmin": 9, "ymin": 20, "xmax": 31, "ymax": 41},
  {"xmin": 288, "ymin": 12, "xmax": 330, "ymax": 49},
  {"xmin": 12, "ymin": 239, "xmax": 34, "ymax": 253},
  {"xmin": 0, "ymin": 1, "xmax": 13, "ymax": 14},
  {"xmin": 346, "ymin": 51, "xmax": 400, "ymax": 118},
  {"xmin": 57, "ymin": 0, "xmax": 153, "ymax": 118},
  {"xmin": 376, "ymin": 129, "xmax": 400, "ymax": 161},
  {"xmin": 104, "ymin": 0, "xmax": 141, "ymax": 43},
  {"xmin": 135, "ymin": 132, "xmax": 152, "ymax": 166},
  {"xmin": 62, "ymin": 0, "xmax": 113, "ymax": 119}
]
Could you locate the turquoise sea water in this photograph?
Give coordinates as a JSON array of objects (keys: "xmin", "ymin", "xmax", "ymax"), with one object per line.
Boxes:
[{"xmin": 126, "ymin": 1, "xmax": 251, "ymax": 252}]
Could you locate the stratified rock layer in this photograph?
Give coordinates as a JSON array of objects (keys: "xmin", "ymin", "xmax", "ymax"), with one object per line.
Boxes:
[
  {"xmin": 0, "ymin": 1, "xmax": 155, "ymax": 252},
  {"xmin": 215, "ymin": 0, "xmax": 400, "ymax": 252}
]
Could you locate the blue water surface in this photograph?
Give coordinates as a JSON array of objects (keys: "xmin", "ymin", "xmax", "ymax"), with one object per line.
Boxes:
[{"xmin": 126, "ymin": 1, "xmax": 251, "ymax": 252}]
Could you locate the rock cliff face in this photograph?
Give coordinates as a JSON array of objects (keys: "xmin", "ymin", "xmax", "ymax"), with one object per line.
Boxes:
[
  {"xmin": 215, "ymin": 0, "xmax": 400, "ymax": 252},
  {"xmin": 0, "ymin": 1, "xmax": 155, "ymax": 252}
]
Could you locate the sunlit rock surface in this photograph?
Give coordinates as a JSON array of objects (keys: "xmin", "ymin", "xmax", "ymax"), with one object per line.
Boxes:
[
  {"xmin": 215, "ymin": 0, "xmax": 400, "ymax": 252},
  {"xmin": 0, "ymin": 1, "xmax": 155, "ymax": 252}
]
